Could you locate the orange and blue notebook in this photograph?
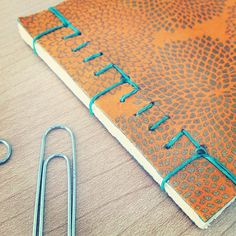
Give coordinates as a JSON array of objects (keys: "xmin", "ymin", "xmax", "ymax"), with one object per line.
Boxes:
[{"xmin": 18, "ymin": 0, "xmax": 236, "ymax": 228}]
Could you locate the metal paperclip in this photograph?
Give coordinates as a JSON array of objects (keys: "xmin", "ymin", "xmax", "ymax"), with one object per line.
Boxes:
[
  {"xmin": 33, "ymin": 124, "xmax": 77, "ymax": 236},
  {"xmin": 0, "ymin": 139, "xmax": 12, "ymax": 165}
]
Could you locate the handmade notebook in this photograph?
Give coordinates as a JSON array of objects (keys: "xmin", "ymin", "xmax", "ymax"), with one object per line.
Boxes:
[{"xmin": 18, "ymin": 0, "xmax": 236, "ymax": 229}]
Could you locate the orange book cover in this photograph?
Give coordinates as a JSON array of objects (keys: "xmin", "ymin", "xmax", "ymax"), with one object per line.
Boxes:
[{"xmin": 17, "ymin": 0, "xmax": 236, "ymax": 229}]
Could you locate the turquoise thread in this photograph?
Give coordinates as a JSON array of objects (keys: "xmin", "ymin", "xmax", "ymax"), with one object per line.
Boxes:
[
  {"xmin": 72, "ymin": 41, "xmax": 90, "ymax": 52},
  {"xmin": 161, "ymin": 146, "xmax": 236, "ymax": 191},
  {"xmin": 120, "ymin": 78, "xmax": 139, "ymax": 102},
  {"xmin": 135, "ymin": 102, "xmax": 154, "ymax": 116},
  {"xmin": 161, "ymin": 153, "xmax": 200, "ymax": 190},
  {"xmin": 94, "ymin": 63, "xmax": 113, "ymax": 76},
  {"xmin": 164, "ymin": 131, "xmax": 184, "ymax": 149},
  {"xmin": 49, "ymin": 7, "xmax": 81, "ymax": 39},
  {"xmin": 92, "ymin": 63, "xmax": 139, "ymax": 106},
  {"xmin": 83, "ymin": 52, "xmax": 103, "ymax": 62},
  {"xmin": 203, "ymin": 153, "xmax": 236, "ymax": 185},
  {"xmin": 120, "ymin": 87, "xmax": 139, "ymax": 102},
  {"xmin": 149, "ymin": 115, "xmax": 170, "ymax": 131},
  {"xmin": 94, "ymin": 63, "xmax": 131, "ymax": 81},
  {"xmin": 89, "ymin": 80, "xmax": 124, "ymax": 115},
  {"xmin": 48, "ymin": 7, "xmax": 70, "ymax": 26},
  {"xmin": 113, "ymin": 64, "xmax": 130, "ymax": 81},
  {"xmin": 33, "ymin": 24, "xmax": 64, "ymax": 55},
  {"xmin": 0, "ymin": 139, "xmax": 13, "ymax": 165},
  {"xmin": 164, "ymin": 129, "xmax": 200, "ymax": 149},
  {"xmin": 63, "ymin": 29, "xmax": 81, "ymax": 40},
  {"xmin": 33, "ymin": 7, "xmax": 81, "ymax": 55},
  {"xmin": 182, "ymin": 130, "xmax": 200, "ymax": 148}
]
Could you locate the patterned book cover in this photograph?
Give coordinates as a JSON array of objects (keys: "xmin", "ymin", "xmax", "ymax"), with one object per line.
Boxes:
[{"xmin": 18, "ymin": 0, "xmax": 236, "ymax": 228}]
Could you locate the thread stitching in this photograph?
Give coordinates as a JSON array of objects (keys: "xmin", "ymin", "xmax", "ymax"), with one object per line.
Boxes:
[
  {"xmin": 161, "ymin": 131, "xmax": 236, "ymax": 191},
  {"xmin": 32, "ymin": 7, "xmax": 235, "ymax": 194},
  {"xmin": 32, "ymin": 7, "xmax": 81, "ymax": 55},
  {"xmin": 149, "ymin": 115, "xmax": 170, "ymax": 131},
  {"xmin": 49, "ymin": 7, "xmax": 81, "ymax": 39},
  {"xmin": 164, "ymin": 129, "xmax": 200, "ymax": 149},
  {"xmin": 134, "ymin": 102, "xmax": 154, "ymax": 116},
  {"xmin": 83, "ymin": 52, "xmax": 103, "ymax": 62},
  {"xmin": 33, "ymin": 25, "xmax": 64, "ymax": 54},
  {"xmin": 72, "ymin": 41, "xmax": 90, "ymax": 52},
  {"xmin": 89, "ymin": 63, "xmax": 139, "ymax": 114},
  {"xmin": 95, "ymin": 63, "xmax": 138, "ymax": 97}
]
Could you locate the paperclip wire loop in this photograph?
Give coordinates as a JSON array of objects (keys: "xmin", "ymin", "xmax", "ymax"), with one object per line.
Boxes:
[
  {"xmin": 0, "ymin": 139, "xmax": 12, "ymax": 165},
  {"xmin": 33, "ymin": 7, "xmax": 81, "ymax": 55},
  {"xmin": 33, "ymin": 124, "xmax": 77, "ymax": 236},
  {"xmin": 161, "ymin": 131, "xmax": 236, "ymax": 191}
]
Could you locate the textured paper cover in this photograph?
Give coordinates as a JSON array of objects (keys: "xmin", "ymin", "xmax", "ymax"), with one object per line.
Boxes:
[{"xmin": 18, "ymin": 0, "xmax": 236, "ymax": 224}]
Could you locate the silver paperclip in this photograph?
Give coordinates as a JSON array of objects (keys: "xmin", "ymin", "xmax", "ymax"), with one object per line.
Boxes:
[
  {"xmin": 0, "ymin": 139, "xmax": 12, "ymax": 165},
  {"xmin": 33, "ymin": 124, "xmax": 77, "ymax": 236}
]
